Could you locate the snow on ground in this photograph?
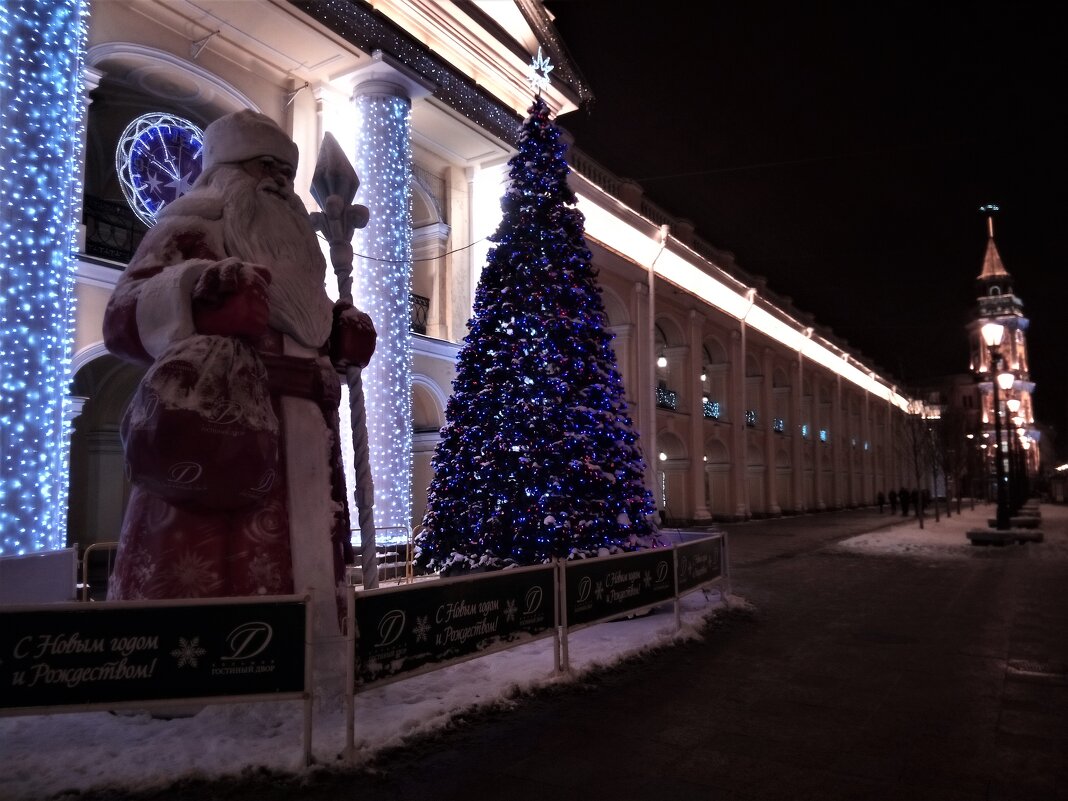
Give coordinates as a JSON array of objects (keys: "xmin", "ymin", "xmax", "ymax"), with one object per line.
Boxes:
[
  {"xmin": 1, "ymin": 586, "xmax": 735, "ymax": 801},
  {"xmin": 5, "ymin": 503, "xmax": 1066, "ymax": 800},
  {"xmin": 833, "ymin": 501, "xmax": 1068, "ymax": 561}
]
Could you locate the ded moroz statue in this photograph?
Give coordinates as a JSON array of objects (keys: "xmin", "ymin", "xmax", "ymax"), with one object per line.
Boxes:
[{"xmin": 103, "ymin": 110, "xmax": 376, "ymax": 647}]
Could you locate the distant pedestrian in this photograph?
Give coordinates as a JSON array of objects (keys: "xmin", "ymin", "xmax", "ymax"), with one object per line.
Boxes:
[
  {"xmin": 876, "ymin": 491, "xmax": 885, "ymax": 513},
  {"xmin": 888, "ymin": 489, "xmax": 898, "ymax": 514},
  {"xmin": 900, "ymin": 487, "xmax": 910, "ymax": 516}
]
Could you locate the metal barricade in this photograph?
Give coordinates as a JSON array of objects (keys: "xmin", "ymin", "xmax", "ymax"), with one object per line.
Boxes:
[
  {"xmin": 348, "ymin": 526, "xmax": 414, "ymax": 586},
  {"xmin": 80, "ymin": 541, "xmax": 119, "ymax": 601}
]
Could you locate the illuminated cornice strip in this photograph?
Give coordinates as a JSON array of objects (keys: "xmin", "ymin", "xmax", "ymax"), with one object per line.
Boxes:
[{"xmin": 576, "ymin": 191, "xmax": 910, "ymax": 412}]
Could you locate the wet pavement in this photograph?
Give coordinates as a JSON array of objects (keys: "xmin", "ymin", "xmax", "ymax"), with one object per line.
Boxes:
[{"xmin": 85, "ymin": 504, "xmax": 1068, "ymax": 800}]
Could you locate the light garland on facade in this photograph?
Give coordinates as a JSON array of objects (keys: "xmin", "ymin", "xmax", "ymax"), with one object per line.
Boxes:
[
  {"xmin": 0, "ymin": 0, "xmax": 89, "ymax": 555},
  {"xmin": 352, "ymin": 88, "xmax": 413, "ymax": 531}
]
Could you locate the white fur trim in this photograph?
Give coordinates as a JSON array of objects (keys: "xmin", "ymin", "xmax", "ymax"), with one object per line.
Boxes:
[
  {"xmin": 203, "ymin": 110, "xmax": 298, "ymax": 171},
  {"xmin": 135, "ymin": 260, "xmax": 215, "ymax": 359}
]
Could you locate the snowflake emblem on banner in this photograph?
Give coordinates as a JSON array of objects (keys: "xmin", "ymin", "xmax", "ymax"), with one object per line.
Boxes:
[
  {"xmin": 527, "ymin": 46, "xmax": 553, "ymax": 93},
  {"xmin": 503, "ymin": 598, "xmax": 518, "ymax": 623},
  {"xmin": 413, "ymin": 615, "xmax": 431, "ymax": 643},
  {"xmin": 594, "ymin": 581, "xmax": 604, "ymax": 600},
  {"xmin": 643, "ymin": 571, "xmax": 652, "ymax": 588},
  {"xmin": 171, "ymin": 636, "xmax": 207, "ymax": 668}
]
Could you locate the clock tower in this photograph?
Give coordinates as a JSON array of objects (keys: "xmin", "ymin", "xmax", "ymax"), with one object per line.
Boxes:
[{"xmin": 969, "ymin": 206, "xmax": 1039, "ymax": 492}]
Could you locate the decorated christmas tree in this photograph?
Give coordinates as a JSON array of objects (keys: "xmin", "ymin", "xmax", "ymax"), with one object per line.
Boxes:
[{"xmin": 416, "ymin": 54, "xmax": 658, "ymax": 574}]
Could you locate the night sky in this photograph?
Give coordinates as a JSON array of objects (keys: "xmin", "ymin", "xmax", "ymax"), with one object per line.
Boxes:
[{"xmin": 543, "ymin": 2, "xmax": 1068, "ymax": 459}]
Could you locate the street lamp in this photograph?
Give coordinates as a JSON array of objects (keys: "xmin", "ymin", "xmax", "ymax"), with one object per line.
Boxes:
[
  {"xmin": 1006, "ymin": 398, "xmax": 1022, "ymax": 508},
  {"xmin": 981, "ymin": 322, "xmax": 1013, "ymax": 530}
]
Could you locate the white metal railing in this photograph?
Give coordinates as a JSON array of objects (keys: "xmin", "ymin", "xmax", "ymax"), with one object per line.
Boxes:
[{"xmin": 80, "ymin": 541, "xmax": 119, "ymax": 602}]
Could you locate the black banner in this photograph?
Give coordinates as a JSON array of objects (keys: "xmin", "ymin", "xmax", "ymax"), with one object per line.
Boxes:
[
  {"xmin": 564, "ymin": 549, "xmax": 675, "ymax": 628},
  {"xmin": 353, "ymin": 565, "xmax": 556, "ymax": 687},
  {"xmin": 675, "ymin": 536, "xmax": 724, "ymax": 594},
  {"xmin": 0, "ymin": 598, "xmax": 306, "ymax": 711}
]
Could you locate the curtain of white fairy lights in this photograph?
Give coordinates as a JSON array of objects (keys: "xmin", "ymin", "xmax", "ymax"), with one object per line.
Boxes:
[
  {"xmin": 0, "ymin": 0, "xmax": 89, "ymax": 555},
  {"xmin": 351, "ymin": 86, "xmax": 413, "ymax": 533}
]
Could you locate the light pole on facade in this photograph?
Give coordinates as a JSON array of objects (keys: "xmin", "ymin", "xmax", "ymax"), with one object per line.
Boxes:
[{"xmin": 981, "ymin": 322, "xmax": 1013, "ymax": 530}]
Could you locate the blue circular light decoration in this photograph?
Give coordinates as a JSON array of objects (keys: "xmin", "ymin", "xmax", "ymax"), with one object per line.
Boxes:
[{"xmin": 116, "ymin": 112, "xmax": 205, "ymax": 227}]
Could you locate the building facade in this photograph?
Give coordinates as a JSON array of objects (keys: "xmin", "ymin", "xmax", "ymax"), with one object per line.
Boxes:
[{"xmin": 6, "ymin": 1, "xmax": 919, "ymax": 561}]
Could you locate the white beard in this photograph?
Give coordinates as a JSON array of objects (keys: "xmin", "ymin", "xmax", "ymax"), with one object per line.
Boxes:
[{"xmin": 213, "ymin": 167, "xmax": 333, "ymax": 349}]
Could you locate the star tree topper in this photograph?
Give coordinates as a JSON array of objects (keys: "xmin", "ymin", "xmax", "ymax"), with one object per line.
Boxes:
[{"xmin": 527, "ymin": 46, "xmax": 553, "ymax": 93}]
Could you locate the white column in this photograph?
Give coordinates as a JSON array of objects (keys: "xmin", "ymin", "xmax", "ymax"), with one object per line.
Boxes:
[
  {"xmin": 689, "ymin": 310, "xmax": 710, "ymax": 520},
  {"xmin": 791, "ymin": 351, "xmax": 801, "ymax": 511},
  {"xmin": 634, "ymin": 282, "xmax": 656, "ymax": 500},
  {"xmin": 763, "ymin": 347, "xmax": 780, "ymax": 515},
  {"xmin": 731, "ymin": 328, "xmax": 747, "ymax": 519},
  {"xmin": 833, "ymin": 373, "xmax": 844, "ymax": 507},
  {"xmin": 349, "ymin": 53, "xmax": 432, "ymax": 532}
]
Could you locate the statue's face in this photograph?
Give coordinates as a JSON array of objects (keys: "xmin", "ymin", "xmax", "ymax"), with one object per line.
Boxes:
[{"xmin": 239, "ymin": 155, "xmax": 296, "ymax": 197}]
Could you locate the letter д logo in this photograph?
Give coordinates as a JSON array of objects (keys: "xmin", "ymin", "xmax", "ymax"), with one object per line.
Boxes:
[
  {"xmin": 208, "ymin": 400, "xmax": 245, "ymax": 425},
  {"xmin": 377, "ymin": 609, "xmax": 406, "ymax": 647},
  {"xmin": 221, "ymin": 622, "xmax": 273, "ymax": 661},
  {"xmin": 168, "ymin": 461, "xmax": 203, "ymax": 484},
  {"xmin": 656, "ymin": 561, "xmax": 669, "ymax": 583},
  {"xmin": 576, "ymin": 576, "xmax": 592, "ymax": 604},
  {"xmin": 524, "ymin": 586, "xmax": 543, "ymax": 614},
  {"xmin": 250, "ymin": 469, "xmax": 276, "ymax": 493}
]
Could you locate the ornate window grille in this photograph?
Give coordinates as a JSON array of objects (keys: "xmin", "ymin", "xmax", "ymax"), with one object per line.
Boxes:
[{"xmin": 410, "ymin": 292, "xmax": 429, "ymax": 334}]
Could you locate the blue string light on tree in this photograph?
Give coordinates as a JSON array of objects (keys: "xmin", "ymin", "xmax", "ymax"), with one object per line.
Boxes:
[
  {"xmin": 417, "ymin": 49, "xmax": 658, "ymax": 574},
  {"xmin": 0, "ymin": 0, "xmax": 89, "ymax": 555}
]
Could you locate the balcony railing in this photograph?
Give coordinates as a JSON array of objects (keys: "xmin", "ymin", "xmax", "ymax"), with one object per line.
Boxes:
[
  {"xmin": 82, "ymin": 195, "xmax": 145, "ymax": 263},
  {"xmin": 655, "ymin": 385, "xmax": 677, "ymax": 411},
  {"xmin": 410, "ymin": 292, "xmax": 429, "ymax": 334}
]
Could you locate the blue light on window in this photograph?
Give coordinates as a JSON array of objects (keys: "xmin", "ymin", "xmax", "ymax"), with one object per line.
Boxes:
[
  {"xmin": 703, "ymin": 399, "xmax": 720, "ymax": 419},
  {"xmin": 773, "ymin": 417, "xmax": 785, "ymax": 433},
  {"xmin": 801, "ymin": 424, "xmax": 809, "ymax": 439},
  {"xmin": 819, "ymin": 429, "xmax": 828, "ymax": 443},
  {"xmin": 745, "ymin": 409, "xmax": 757, "ymax": 427}
]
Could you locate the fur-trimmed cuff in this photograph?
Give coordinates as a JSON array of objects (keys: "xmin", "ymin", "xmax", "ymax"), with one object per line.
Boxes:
[{"xmin": 135, "ymin": 259, "xmax": 216, "ymax": 359}]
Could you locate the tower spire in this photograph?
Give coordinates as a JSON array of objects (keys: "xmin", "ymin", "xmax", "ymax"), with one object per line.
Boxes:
[
  {"xmin": 980, "ymin": 203, "xmax": 999, "ymax": 239},
  {"xmin": 977, "ymin": 204, "xmax": 1008, "ymax": 280}
]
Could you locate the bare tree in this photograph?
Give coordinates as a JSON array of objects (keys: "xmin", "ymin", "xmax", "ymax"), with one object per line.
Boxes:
[
  {"xmin": 936, "ymin": 404, "xmax": 971, "ymax": 515},
  {"xmin": 899, "ymin": 402, "xmax": 931, "ymax": 529}
]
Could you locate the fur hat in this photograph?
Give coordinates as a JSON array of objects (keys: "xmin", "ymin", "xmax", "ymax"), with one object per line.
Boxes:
[{"xmin": 202, "ymin": 110, "xmax": 299, "ymax": 172}]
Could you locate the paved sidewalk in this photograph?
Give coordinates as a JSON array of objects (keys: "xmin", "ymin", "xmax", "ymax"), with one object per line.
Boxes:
[{"xmin": 81, "ymin": 503, "xmax": 1068, "ymax": 800}]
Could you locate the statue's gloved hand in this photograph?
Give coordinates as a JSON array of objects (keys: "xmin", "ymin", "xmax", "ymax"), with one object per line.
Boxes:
[
  {"xmin": 192, "ymin": 258, "xmax": 272, "ymax": 340},
  {"xmin": 330, "ymin": 300, "xmax": 376, "ymax": 369}
]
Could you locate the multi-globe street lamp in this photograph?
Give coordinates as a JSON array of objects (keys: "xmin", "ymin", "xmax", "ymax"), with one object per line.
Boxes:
[
  {"xmin": 981, "ymin": 322, "xmax": 1015, "ymax": 530},
  {"xmin": 1006, "ymin": 398, "xmax": 1022, "ymax": 508}
]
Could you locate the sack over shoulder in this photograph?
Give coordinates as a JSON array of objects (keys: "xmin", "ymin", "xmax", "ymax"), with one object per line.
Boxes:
[{"xmin": 121, "ymin": 335, "xmax": 279, "ymax": 512}]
